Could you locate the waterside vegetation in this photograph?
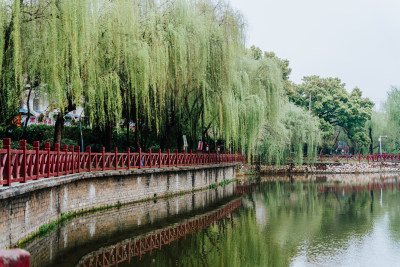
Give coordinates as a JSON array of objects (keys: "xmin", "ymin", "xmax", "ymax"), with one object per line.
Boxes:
[{"xmin": 0, "ymin": 0, "xmax": 376, "ymax": 165}]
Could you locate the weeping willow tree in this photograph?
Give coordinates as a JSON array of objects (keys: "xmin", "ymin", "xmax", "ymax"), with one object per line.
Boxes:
[
  {"xmin": 0, "ymin": 0, "xmax": 320, "ymax": 159},
  {"xmin": 2, "ymin": 0, "xmax": 88, "ymax": 143},
  {"xmin": 225, "ymin": 54, "xmax": 283, "ymax": 154},
  {"xmin": 260, "ymin": 102, "xmax": 321, "ymax": 166},
  {"xmin": 0, "ymin": 0, "xmax": 23, "ymax": 124}
]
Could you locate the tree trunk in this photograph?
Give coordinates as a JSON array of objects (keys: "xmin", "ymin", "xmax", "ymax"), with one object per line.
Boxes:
[
  {"xmin": 135, "ymin": 121, "xmax": 140, "ymax": 150},
  {"xmin": 54, "ymin": 114, "xmax": 64, "ymax": 145},
  {"xmin": 105, "ymin": 123, "xmax": 113, "ymax": 152},
  {"xmin": 369, "ymin": 126, "xmax": 373, "ymax": 154},
  {"xmin": 126, "ymin": 120, "xmax": 130, "ymax": 147},
  {"xmin": 126, "ymin": 118, "xmax": 130, "ymax": 148},
  {"xmin": 201, "ymin": 106, "xmax": 204, "ymax": 143},
  {"xmin": 331, "ymin": 128, "xmax": 341, "ymax": 151},
  {"xmin": 22, "ymin": 87, "xmax": 33, "ymax": 139}
]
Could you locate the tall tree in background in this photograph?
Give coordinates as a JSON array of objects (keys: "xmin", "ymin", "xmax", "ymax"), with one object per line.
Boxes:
[{"xmin": 290, "ymin": 76, "xmax": 374, "ymax": 153}]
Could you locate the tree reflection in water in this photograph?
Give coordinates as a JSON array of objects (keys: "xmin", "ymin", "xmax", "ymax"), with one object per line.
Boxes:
[{"xmin": 123, "ymin": 180, "xmax": 400, "ymax": 267}]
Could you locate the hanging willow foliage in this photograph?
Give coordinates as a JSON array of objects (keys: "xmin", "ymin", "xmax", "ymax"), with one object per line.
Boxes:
[
  {"xmin": 259, "ymin": 102, "xmax": 321, "ymax": 166},
  {"xmin": 0, "ymin": 0, "xmax": 321, "ymax": 159}
]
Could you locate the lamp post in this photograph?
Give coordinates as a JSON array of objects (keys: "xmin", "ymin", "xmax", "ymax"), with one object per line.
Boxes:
[{"xmin": 378, "ymin": 136, "xmax": 387, "ymax": 155}]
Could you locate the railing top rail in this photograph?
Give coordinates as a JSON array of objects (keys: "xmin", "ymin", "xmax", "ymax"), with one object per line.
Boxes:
[{"xmin": 0, "ymin": 138, "xmax": 244, "ymax": 187}]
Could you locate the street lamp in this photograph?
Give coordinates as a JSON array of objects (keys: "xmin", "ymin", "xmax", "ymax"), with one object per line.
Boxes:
[{"xmin": 378, "ymin": 136, "xmax": 387, "ymax": 155}]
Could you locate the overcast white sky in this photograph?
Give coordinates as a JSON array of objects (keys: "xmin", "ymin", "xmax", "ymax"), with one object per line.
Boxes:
[{"xmin": 228, "ymin": 0, "xmax": 400, "ymax": 108}]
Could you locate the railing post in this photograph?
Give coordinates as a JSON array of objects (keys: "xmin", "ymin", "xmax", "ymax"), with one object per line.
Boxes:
[
  {"xmin": 33, "ymin": 141, "xmax": 40, "ymax": 180},
  {"xmin": 175, "ymin": 149, "xmax": 179, "ymax": 167},
  {"xmin": 392, "ymin": 153, "xmax": 394, "ymax": 162},
  {"xmin": 190, "ymin": 149, "xmax": 193, "ymax": 166},
  {"xmin": 76, "ymin": 146, "xmax": 80, "ymax": 173},
  {"xmin": 158, "ymin": 149, "xmax": 162, "ymax": 168},
  {"xmin": 63, "ymin": 144, "xmax": 68, "ymax": 174},
  {"xmin": 20, "ymin": 140, "xmax": 27, "ymax": 183},
  {"xmin": 45, "ymin": 142, "xmax": 51, "ymax": 178},
  {"xmin": 167, "ymin": 149, "xmax": 170, "ymax": 167},
  {"xmin": 101, "ymin": 147, "xmax": 105, "ymax": 171},
  {"xmin": 346, "ymin": 154, "xmax": 349, "ymax": 163},
  {"xmin": 55, "ymin": 143, "xmax": 60, "ymax": 177},
  {"xmin": 148, "ymin": 149, "xmax": 152, "ymax": 168},
  {"xmin": 70, "ymin": 145, "xmax": 75, "ymax": 174},
  {"xmin": 359, "ymin": 154, "xmax": 361, "ymax": 164},
  {"xmin": 114, "ymin": 147, "xmax": 118, "ymax": 170},
  {"xmin": 87, "ymin": 146, "xmax": 92, "ymax": 172},
  {"xmin": 3, "ymin": 138, "xmax": 11, "ymax": 186},
  {"xmin": 127, "ymin": 147, "xmax": 131, "ymax": 169},
  {"xmin": 138, "ymin": 148, "xmax": 142, "ymax": 169},
  {"xmin": 367, "ymin": 154, "xmax": 370, "ymax": 164}
]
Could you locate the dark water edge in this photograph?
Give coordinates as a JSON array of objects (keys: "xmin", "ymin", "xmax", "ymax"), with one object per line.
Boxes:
[{"xmin": 23, "ymin": 174, "xmax": 400, "ymax": 267}]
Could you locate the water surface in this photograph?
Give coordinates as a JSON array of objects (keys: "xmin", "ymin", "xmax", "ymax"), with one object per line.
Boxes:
[{"xmin": 23, "ymin": 174, "xmax": 400, "ymax": 267}]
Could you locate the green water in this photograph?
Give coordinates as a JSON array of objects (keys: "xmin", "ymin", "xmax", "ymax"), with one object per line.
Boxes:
[
  {"xmin": 23, "ymin": 178, "xmax": 400, "ymax": 267},
  {"xmin": 125, "ymin": 181, "xmax": 400, "ymax": 267}
]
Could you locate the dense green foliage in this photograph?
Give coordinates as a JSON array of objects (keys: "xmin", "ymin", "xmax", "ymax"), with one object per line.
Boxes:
[
  {"xmin": 1, "ymin": 0, "xmax": 381, "ymax": 162},
  {"xmin": 372, "ymin": 87, "xmax": 400, "ymax": 153},
  {"xmin": 0, "ymin": 0, "xmax": 293, "ymax": 156},
  {"xmin": 259, "ymin": 102, "xmax": 320, "ymax": 165},
  {"xmin": 290, "ymin": 76, "xmax": 374, "ymax": 153},
  {"xmin": 355, "ymin": 87, "xmax": 400, "ymax": 154}
]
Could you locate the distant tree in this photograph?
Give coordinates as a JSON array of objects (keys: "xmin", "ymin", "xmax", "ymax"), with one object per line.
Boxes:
[
  {"xmin": 250, "ymin": 45, "xmax": 262, "ymax": 60},
  {"xmin": 290, "ymin": 76, "xmax": 374, "ymax": 152},
  {"xmin": 383, "ymin": 87, "xmax": 400, "ymax": 152}
]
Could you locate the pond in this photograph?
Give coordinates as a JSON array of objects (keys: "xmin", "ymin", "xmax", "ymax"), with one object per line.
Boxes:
[{"xmin": 22, "ymin": 174, "xmax": 400, "ymax": 267}]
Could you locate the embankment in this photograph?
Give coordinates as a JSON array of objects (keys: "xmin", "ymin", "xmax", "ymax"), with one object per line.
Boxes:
[
  {"xmin": 261, "ymin": 162, "xmax": 400, "ymax": 174},
  {"xmin": 0, "ymin": 163, "xmax": 238, "ymax": 248}
]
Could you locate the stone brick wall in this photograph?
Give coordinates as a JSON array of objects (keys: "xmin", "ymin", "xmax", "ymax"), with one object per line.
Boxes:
[
  {"xmin": 0, "ymin": 163, "xmax": 238, "ymax": 249},
  {"xmin": 261, "ymin": 162, "xmax": 400, "ymax": 174}
]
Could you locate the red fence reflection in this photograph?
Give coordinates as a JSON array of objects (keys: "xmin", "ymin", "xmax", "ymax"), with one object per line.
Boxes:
[
  {"xmin": 235, "ymin": 185, "xmax": 260, "ymax": 195},
  {"xmin": 79, "ymin": 199, "xmax": 242, "ymax": 267}
]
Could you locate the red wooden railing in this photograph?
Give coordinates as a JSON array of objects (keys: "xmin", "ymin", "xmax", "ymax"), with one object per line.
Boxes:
[
  {"xmin": 0, "ymin": 138, "xmax": 245, "ymax": 187},
  {"xmin": 316, "ymin": 153, "xmax": 400, "ymax": 164},
  {"xmin": 79, "ymin": 198, "xmax": 242, "ymax": 267}
]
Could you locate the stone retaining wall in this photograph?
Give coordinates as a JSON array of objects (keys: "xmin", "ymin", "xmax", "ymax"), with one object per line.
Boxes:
[
  {"xmin": 0, "ymin": 163, "xmax": 238, "ymax": 249},
  {"xmin": 261, "ymin": 162, "xmax": 400, "ymax": 174}
]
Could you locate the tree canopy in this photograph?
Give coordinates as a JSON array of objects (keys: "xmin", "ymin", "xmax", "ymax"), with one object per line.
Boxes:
[
  {"xmin": 289, "ymin": 76, "xmax": 374, "ymax": 153},
  {"xmin": 0, "ymin": 0, "xmax": 379, "ymax": 162},
  {"xmin": 0, "ymin": 0, "xmax": 291, "ymax": 155}
]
